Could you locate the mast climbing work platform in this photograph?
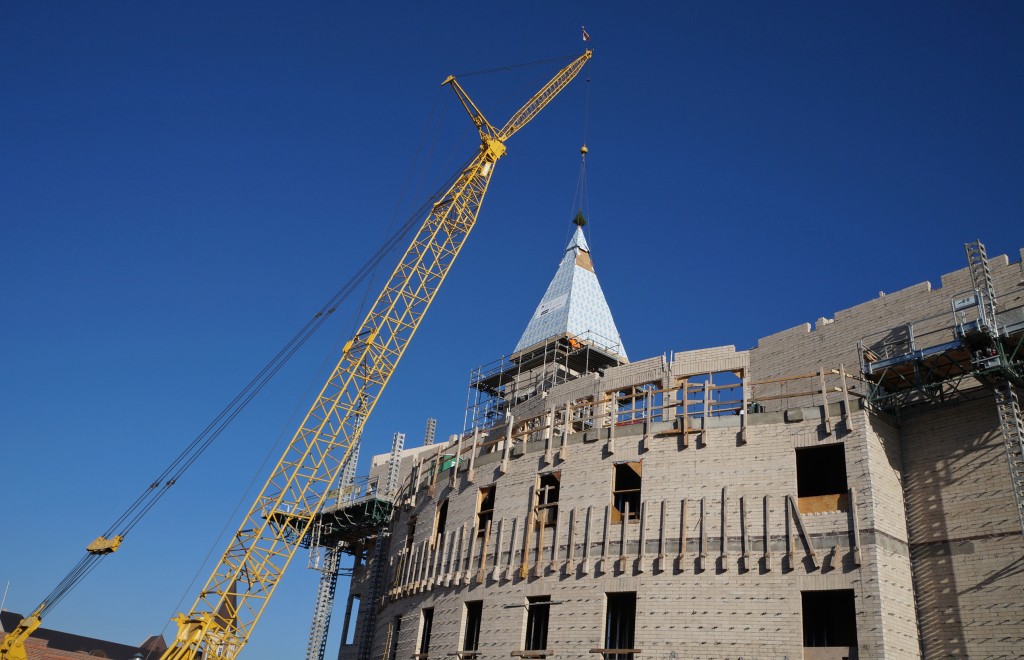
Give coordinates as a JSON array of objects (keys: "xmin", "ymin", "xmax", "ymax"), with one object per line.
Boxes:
[
  {"xmin": 859, "ymin": 240, "xmax": 1024, "ymax": 533},
  {"xmin": 290, "ymin": 432, "xmax": 406, "ymax": 660}
]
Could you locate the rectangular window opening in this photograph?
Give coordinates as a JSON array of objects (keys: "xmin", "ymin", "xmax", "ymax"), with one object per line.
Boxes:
[
  {"xmin": 524, "ymin": 596, "xmax": 551, "ymax": 652},
  {"xmin": 387, "ymin": 616, "xmax": 402, "ymax": 660},
  {"xmin": 342, "ymin": 594, "xmax": 360, "ymax": 646},
  {"xmin": 802, "ymin": 589, "xmax": 857, "ymax": 649},
  {"xmin": 434, "ymin": 499, "xmax": 449, "ymax": 546},
  {"xmin": 463, "ymin": 600, "xmax": 483, "ymax": 653},
  {"xmin": 604, "ymin": 592, "xmax": 637, "ymax": 660},
  {"xmin": 417, "ymin": 607, "xmax": 434, "ymax": 658},
  {"xmin": 536, "ymin": 472, "xmax": 561, "ymax": 528},
  {"xmin": 477, "ymin": 486, "xmax": 495, "ymax": 535},
  {"xmin": 612, "ymin": 462, "xmax": 642, "ymax": 523},
  {"xmin": 796, "ymin": 444, "xmax": 849, "ymax": 513}
]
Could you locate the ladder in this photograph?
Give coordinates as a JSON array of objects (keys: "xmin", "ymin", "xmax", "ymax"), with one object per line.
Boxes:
[
  {"xmin": 965, "ymin": 242, "xmax": 1024, "ymax": 534},
  {"xmin": 965, "ymin": 240, "xmax": 999, "ymax": 331},
  {"xmin": 304, "ymin": 441, "xmax": 362, "ymax": 660},
  {"xmin": 995, "ymin": 381, "xmax": 1024, "ymax": 535},
  {"xmin": 348, "ymin": 430, "xmax": 405, "ymax": 659},
  {"xmin": 305, "ymin": 545, "xmax": 342, "ymax": 660},
  {"xmin": 356, "ymin": 532, "xmax": 392, "ymax": 660}
]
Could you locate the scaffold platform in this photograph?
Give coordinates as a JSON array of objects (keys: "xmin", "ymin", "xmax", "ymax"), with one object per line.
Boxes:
[{"xmin": 859, "ymin": 289, "xmax": 1024, "ymax": 413}]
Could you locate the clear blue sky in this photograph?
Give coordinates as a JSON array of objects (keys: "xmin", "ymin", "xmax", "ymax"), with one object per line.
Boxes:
[{"xmin": 1, "ymin": 2, "xmax": 1021, "ymax": 657}]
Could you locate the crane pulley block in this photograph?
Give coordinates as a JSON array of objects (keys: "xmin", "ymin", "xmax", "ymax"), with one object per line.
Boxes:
[{"xmin": 85, "ymin": 534, "xmax": 123, "ymax": 555}]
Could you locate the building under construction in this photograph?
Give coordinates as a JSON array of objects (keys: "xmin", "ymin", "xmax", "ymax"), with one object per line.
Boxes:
[{"xmin": 308, "ymin": 229, "xmax": 1024, "ymax": 660}]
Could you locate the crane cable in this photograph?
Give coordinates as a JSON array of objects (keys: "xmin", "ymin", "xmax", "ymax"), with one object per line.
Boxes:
[
  {"xmin": 32, "ymin": 148, "xmax": 478, "ymax": 618},
  {"xmin": 569, "ymin": 71, "xmax": 592, "ymax": 239}
]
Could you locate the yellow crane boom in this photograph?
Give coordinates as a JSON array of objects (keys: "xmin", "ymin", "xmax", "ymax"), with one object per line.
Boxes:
[{"xmin": 158, "ymin": 50, "xmax": 592, "ymax": 660}]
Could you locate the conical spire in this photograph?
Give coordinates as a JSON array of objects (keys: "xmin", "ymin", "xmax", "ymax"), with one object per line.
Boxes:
[{"xmin": 513, "ymin": 216, "xmax": 626, "ymax": 358}]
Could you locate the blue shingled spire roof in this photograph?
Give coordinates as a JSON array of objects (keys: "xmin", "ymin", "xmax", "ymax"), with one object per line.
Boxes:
[{"xmin": 513, "ymin": 222, "xmax": 627, "ymax": 359}]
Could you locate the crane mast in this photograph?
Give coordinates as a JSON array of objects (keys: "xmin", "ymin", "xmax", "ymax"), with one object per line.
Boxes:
[{"xmin": 158, "ymin": 50, "xmax": 592, "ymax": 660}]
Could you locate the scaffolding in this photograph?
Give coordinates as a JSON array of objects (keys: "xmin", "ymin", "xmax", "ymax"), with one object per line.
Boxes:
[
  {"xmin": 859, "ymin": 241, "xmax": 1024, "ymax": 412},
  {"xmin": 858, "ymin": 240, "xmax": 1024, "ymax": 533},
  {"xmin": 272, "ymin": 433, "xmax": 405, "ymax": 660},
  {"xmin": 464, "ymin": 330, "xmax": 625, "ymax": 433}
]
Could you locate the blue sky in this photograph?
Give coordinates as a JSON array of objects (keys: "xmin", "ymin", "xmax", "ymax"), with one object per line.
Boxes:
[{"xmin": 1, "ymin": 2, "xmax": 1021, "ymax": 657}]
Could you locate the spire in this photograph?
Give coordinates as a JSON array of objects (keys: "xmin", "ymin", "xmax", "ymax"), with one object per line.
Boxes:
[{"xmin": 513, "ymin": 215, "xmax": 627, "ymax": 359}]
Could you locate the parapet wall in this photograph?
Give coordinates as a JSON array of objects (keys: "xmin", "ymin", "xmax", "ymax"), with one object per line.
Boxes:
[{"xmin": 749, "ymin": 247, "xmax": 1024, "ymax": 396}]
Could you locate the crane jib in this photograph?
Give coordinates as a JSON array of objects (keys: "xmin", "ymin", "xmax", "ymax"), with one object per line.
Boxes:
[{"xmin": 153, "ymin": 49, "xmax": 592, "ymax": 660}]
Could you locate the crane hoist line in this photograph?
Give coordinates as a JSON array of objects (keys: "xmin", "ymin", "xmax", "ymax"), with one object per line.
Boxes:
[{"xmin": 0, "ymin": 49, "xmax": 592, "ymax": 660}]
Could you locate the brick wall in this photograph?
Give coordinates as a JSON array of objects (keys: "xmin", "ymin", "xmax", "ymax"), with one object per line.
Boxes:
[{"xmin": 342, "ymin": 244, "xmax": 1024, "ymax": 660}]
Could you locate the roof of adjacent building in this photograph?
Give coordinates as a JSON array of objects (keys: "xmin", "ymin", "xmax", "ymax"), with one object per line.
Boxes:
[
  {"xmin": 514, "ymin": 223, "xmax": 627, "ymax": 359},
  {"xmin": 0, "ymin": 610, "xmax": 166, "ymax": 659}
]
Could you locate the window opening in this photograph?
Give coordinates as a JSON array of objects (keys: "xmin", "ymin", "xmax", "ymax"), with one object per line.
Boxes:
[
  {"xmin": 434, "ymin": 499, "xmax": 449, "ymax": 546},
  {"xmin": 463, "ymin": 601, "xmax": 483, "ymax": 653},
  {"xmin": 796, "ymin": 444, "xmax": 849, "ymax": 513},
  {"xmin": 477, "ymin": 486, "xmax": 496, "ymax": 535},
  {"xmin": 536, "ymin": 472, "xmax": 561, "ymax": 528},
  {"xmin": 387, "ymin": 616, "xmax": 402, "ymax": 660},
  {"xmin": 571, "ymin": 397, "xmax": 595, "ymax": 432},
  {"xmin": 679, "ymin": 371, "xmax": 744, "ymax": 420},
  {"xmin": 417, "ymin": 607, "xmax": 434, "ymax": 658},
  {"xmin": 612, "ymin": 462, "xmax": 641, "ymax": 523},
  {"xmin": 342, "ymin": 594, "xmax": 360, "ymax": 646},
  {"xmin": 802, "ymin": 590, "xmax": 857, "ymax": 648},
  {"xmin": 604, "ymin": 592, "xmax": 637, "ymax": 660},
  {"xmin": 525, "ymin": 596, "xmax": 551, "ymax": 651}
]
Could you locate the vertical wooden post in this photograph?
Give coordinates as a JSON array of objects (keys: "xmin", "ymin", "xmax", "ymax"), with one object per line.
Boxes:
[
  {"xmin": 607, "ymin": 393, "xmax": 617, "ymax": 455},
  {"xmin": 549, "ymin": 507, "xmax": 561, "ymax": 572},
  {"xmin": 503, "ymin": 517, "xmax": 518, "ymax": 581},
  {"xmin": 477, "ymin": 519, "xmax": 491, "ymax": 584},
  {"xmin": 543, "ymin": 410, "xmax": 553, "ymax": 466},
  {"xmin": 582, "ymin": 506, "xmax": 593, "ymax": 575},
  {"xmin": 785, "ymin": 496, "xmax": 795, "ymax": 571},
  {"xmin": 677, "ymin": 498, "xmax": 688, "ymax": 570},
  {"xmin": 465, "ymin": 518, "xmax": 479, "ymax": 584},
  {"xmin": 680, "ymin": 378, "xmax": 690, "ymax": 449},
  {"xmin": 520, "ymin": 496, "xmax": 536, "ymax": 579},
  {"xmin": 452, "ymin": 524, "xmax": 465, "ymax": 586},
  {"xmin": 698, "ymin": 497, "xmax": 708, "ymax": 572},
  {"xmin": 720, "ymin": 486, "xmax": 729, "ymax": 571},
  {"xmin": 740, "ymin": 368, "xmax": 749, "ymax": 444},
  {"xmin": 467, "ymin": 428, "xmax": 479, "ymax": 483},
  {"xmin": 740, "ymin": 496, "xmax": 750, "ymax": 572},
  {"xmin": 500, "ymin": 414, "xmax": 514, "ymax": 474},
  {"xmin": 839, "ymin": 364, "xmax": 854, "ymax": 432},
  {"xmin": 427, "ymin": 447, "xmax": 442, "ymax": 499},
  {"xmin": 819, "ymin": 366, "xmax": 833, "ymax": 435},
  {"xmin": 602, "ymin": 505, "xmax": 612, "ymax": 573},
  {"xmin": 637, "ymin": 501, "xmax": 648, "ymax": 573},
  {"xmin": 451, "ymin": 433, "xmax": 464, "ymax": 488},
  {"xmin": 534, "ymin": 515, "xmax": 546, "ymax": 578},
  {"xmin": 566, "ymin": 507, "xmax": 577, "ymax": 572},
  {"xmin": 850, "ymin": 487, "xmax": 862, "ymax": 566},
  {"xmin": 491, "ymin": 518, "xmax": 505, "ymax": 582},
  {"xmin": 657, "ymin": 500, "xmax": 666, "ymax": 572}
]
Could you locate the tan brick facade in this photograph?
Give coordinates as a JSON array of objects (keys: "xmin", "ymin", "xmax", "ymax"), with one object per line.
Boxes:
[{"xmin": 339, "ymin": 246, "xmax": 1024, "ymax": 660}]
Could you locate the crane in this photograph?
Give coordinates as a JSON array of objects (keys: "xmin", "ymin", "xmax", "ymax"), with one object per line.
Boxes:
[{"xmin": 0, "ymin": 49, "xmax": 591, "ymax": 660}]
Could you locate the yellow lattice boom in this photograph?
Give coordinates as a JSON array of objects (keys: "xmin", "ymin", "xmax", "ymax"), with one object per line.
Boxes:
[{"xmin": 159, "ymin": 49, "xmax": 592, "ymax": 660}]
